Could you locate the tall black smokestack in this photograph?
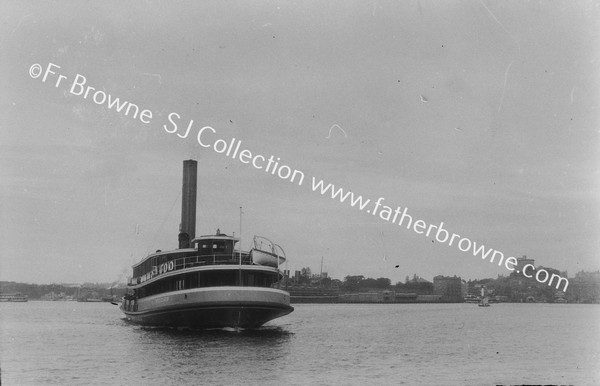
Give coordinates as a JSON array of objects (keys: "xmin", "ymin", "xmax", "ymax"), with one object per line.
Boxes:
[{"xmin": 179, "ymin": 159, "xmax": 197, "ymax": 249}]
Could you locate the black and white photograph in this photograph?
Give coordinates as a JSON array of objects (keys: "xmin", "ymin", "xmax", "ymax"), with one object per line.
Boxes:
[{"xmin": 1, "ymin": 1, "xmax": 599, "ymax": 385}]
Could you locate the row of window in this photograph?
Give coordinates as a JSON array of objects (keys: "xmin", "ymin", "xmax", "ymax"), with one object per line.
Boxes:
[{"xmin": 135, "ymin": 270, "xmax": 279, "ymax": 299}]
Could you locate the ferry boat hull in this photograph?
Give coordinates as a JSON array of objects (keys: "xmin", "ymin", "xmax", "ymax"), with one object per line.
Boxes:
[{"xmin": 121, "ymin": 287, "xmax": 293, "ymax": 328}]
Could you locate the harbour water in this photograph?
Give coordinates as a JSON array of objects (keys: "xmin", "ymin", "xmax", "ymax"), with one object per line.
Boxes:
[{"xmin": 1, "ymin": 302, "xmax": 599, "ymax": 385}]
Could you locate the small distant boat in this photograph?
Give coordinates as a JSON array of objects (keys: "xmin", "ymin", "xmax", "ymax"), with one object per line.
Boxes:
[
  {"xmin": 0, "ymin": 293, "xmax": 28, "ymax": 302},
  {"xmin": 478, "ymin": 287, "xmax": 490, "ymax": 307}
]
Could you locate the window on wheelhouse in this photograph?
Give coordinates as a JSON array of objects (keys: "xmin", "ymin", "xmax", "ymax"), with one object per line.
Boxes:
[
  {"xmin": 198, "ymin": 239, "xmax": 234, "ymax": 256},
  {"xmin": 213, "ymin": 242, "xmax": 226, "ymax": 253}
]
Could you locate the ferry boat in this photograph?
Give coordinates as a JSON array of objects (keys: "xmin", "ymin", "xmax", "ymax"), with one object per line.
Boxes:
[
  {"xmin": 120, "ymin": 160, "xmax": 293, "ymax": 328},
  {"xmin": 0, "ymin": 293, "xmax": 28, "ymax": 302}
]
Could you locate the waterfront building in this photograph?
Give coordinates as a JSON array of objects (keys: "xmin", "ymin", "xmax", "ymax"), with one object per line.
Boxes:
[
  {"xmin": 515, "ymin": 255, "xmax": 536, "ymax": 274},
  {"xmin": 433, "ymin": 275, "xmax": 464, "ymax": 302},
  {"xmin": 397, "ymin": 274, "xmax": 433, "ymax": 295},
  {"xmin": 567, "ymin": 270, "xmax": 600, "ymax": 303}
]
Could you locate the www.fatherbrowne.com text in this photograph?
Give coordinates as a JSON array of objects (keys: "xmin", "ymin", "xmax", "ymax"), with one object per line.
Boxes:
[
  {"xmin": 30, "ymin": 61, "xmax": 569, "ymax": 292},
  {"xmin": 310, "ymin": 179, "xmax": 568, "ymax": 291}
]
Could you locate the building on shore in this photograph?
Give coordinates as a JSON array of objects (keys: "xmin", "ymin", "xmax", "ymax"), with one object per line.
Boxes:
[
  {"xmin": 288, "ymin": 287, "xmax": 340, "ymax": 303},
  {"xmin": 566, "ymin": 270, "xmax": 600, "ymax": 303},
  {"xmin": 433, "ymin": 275, "xmax": 464, "ymax": 302},
  {"xmin": 515, "ymin": 255, "xmax": 536, "ymax": 275},
  {"xmin": 397, "ymin": 274, "xmax": 433, "ymax": 295},
  {"xmin": 337, "ymin": 291, "xmax": 442, "ymax": 303}
]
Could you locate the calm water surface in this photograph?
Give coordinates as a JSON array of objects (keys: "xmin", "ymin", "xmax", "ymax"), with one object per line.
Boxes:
[{"xmin": 1, "ymin": 302, "xmax": 599, "ymax": 385}]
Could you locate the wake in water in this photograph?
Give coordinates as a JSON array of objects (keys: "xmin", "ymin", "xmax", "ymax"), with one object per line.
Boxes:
[{"xmin": 133, "ymin": 324, "xmax": 293, "ymax": 338}]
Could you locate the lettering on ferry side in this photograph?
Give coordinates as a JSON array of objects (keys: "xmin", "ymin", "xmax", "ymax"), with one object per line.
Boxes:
[{"xmin": 158, "ymin": 261, "xmax": 175, "ymax": 275}]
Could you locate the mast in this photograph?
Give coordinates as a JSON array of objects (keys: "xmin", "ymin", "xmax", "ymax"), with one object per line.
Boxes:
[{"xmin": 239, "ymin": 207, "xmax": 243, "ymax": 266}]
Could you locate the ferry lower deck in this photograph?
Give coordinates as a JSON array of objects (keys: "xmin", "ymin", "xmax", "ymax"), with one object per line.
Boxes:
[{"xmin": 122, "ymin": 286, "xmax": 293, "ymax": 328}]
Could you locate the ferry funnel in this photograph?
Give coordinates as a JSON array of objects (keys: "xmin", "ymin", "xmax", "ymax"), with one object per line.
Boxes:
[{"xmin": 179, "ymin": 159, "xmax": 197, "ymax": 249}]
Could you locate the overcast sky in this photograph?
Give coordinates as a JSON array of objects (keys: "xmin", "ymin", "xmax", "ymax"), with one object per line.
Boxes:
[{"xmin": 1, "ymin": 0, "xmax": 599, "ymax": 285}]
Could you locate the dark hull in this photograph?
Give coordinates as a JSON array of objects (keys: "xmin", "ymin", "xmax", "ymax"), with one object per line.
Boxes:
[
  {"xmin": 123, "ymin": 302, "xmax": 293, "ymax": 329},
  {"xmin": 121, "ymin": 287, "xmax": 293, "ymax": 329}
]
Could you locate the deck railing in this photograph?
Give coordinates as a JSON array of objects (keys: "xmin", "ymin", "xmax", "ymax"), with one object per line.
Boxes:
[{"xmin": 128, "ymin": 253, "xmax": 257, "ymax": 286}]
